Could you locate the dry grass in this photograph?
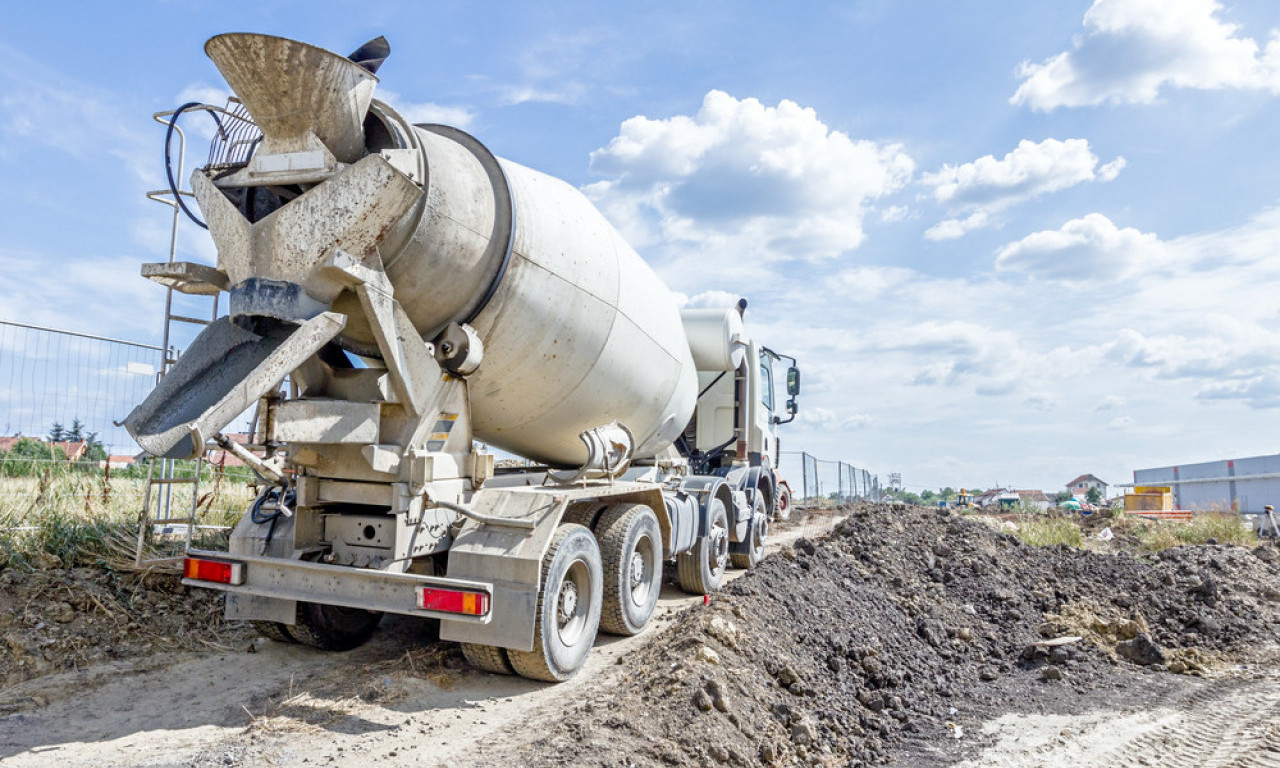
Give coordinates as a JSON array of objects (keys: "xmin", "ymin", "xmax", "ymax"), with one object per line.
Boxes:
[
  {"xmin": 1010, "ymin": 515, "xmax": 1085, "ymax": 548},
  {"xmin": 0, "ymin": 469, "xmax": 252, "ymax": 569},
  {"xmin": 1111, "ymin": 510, "xmax": 1258, "ymax": 551}
]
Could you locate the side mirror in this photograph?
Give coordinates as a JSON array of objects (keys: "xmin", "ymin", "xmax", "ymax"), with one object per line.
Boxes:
[
  {"xmin": 787, "ymin": 398, "xmax": 797, "ymax": 415},
  {"xmin": 786, "ymin": 366, "xmax": 800, "ymax": 396}
]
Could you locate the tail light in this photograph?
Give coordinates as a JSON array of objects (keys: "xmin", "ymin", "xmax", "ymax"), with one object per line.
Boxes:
[
  {"xmin": 184, "ymin": 557, "xmax": 245, "ymax": 585},
  {"xmin": 418, "ymin": 587, "xmax": 489, "ymax": 616}
]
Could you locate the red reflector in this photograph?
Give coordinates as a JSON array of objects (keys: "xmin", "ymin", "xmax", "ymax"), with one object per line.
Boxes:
[
  {"xmin": 183, "ymin": 557, "xmax": 243, "ymax": 585},
  {"xmin": 418, "ymin": 587, "xmax": 489, "ymax": 616}
]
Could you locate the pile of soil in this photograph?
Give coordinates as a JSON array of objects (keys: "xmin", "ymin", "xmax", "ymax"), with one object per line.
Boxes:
[
  {"xmin": 0, "ymin": 561, "xmax": 252, "ymax": 693},
  {"xmin": 499, "ymin": 503, "xmax": 1280, "ymax": 767}
]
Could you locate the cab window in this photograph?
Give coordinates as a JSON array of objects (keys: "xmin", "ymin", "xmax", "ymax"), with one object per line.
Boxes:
[{"xmin": 760, "ymin": 353, "xmax": 775, "ymax": 411}]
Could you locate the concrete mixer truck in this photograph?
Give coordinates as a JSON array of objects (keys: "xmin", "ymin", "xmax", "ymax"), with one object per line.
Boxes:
[{"xmin": 126, "ymin": 33, "xmax": 801, "ymax": 682}]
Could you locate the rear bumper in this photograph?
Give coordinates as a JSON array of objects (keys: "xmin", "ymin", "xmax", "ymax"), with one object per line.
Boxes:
[
  {"xmin": 183, "ymin": 549, "xmax": 493, "ymax": 623},
  {"xmin": 183, "ymin": 549, "xmax": 537, "ymax": 650}
]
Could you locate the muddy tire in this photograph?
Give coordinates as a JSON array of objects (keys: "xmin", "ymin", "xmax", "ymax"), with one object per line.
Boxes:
[
  {"xmin": 288, "ymin": 602, "xmax": 382, "ymax": 652},
  {"xmin": 250, "ymin": 620, "xmax": 297, "ymax": 644},
  {"xmin": 461, "ymin": 643, "xmax": 516, "ymax": 675},
  {"xmin": 677, "ymin": 498, "xmax": 729, "ymax": 595},
  {"xmin": 730, "ymin": 495, "xmax": 769, "ymax": 569},
  {"xmin": 774, "ymin": 485, "xmax": 792, "ymax": 521},
  {"xmin": 597, "ymin": 504, "xmax": 662, "ymax": 636},
  {"xmin": 507, "ymin": 524, "xmax": 602, "ymax": 682}
]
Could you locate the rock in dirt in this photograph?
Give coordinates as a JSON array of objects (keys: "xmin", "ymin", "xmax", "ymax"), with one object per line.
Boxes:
[{"xmin": 1116, "ymin": 633, "xmax": 1167, "ymax": 666}]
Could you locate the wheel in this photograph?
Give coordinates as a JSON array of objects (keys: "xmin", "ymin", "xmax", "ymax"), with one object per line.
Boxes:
[
  {"xmin": 250, "ymin": 620, "xmax": 297, "ymax": 644},
  {"xmin": 507, "ymin": 524, "xmax": 603, "ymax": 682},
  {"xmin": 287, "ymin": 602, "xmax": 383, "ymax": 651},
  {"xmin": 461, "ymin": 643, "xmax": 516, "ymax": 675},
  {"xmin": 730, "ymin": 494, "xmax": 769, "ymax": 569},
  {"xmin": 597, "ymin": 503, "xmax": 663, "ymax": 636},
  {"xmin": 774, "ymin": 485, "xmax": 793, "ymax": 521},
  {"xmin": 677, "ymin": 497, "xmax": 729, "ymax": 595}
]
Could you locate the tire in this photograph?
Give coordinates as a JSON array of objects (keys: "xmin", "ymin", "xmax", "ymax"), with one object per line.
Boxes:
[
  {"xmin": 775, "ymin": 485, "xmax": 793, "ymax": 522},
  {"xmin": 677, "ymin": 497, "xmax": 729, "ymax": 595},
  {"xmin": 597, "ymin": 504, "xmax": 662, "ymax": 636},
  {"xmin": 507, "ymin": 524, "xmax": 603, "ymax": 682},
  {"xmin": 288, "ymin": 602, "xmax": 383, "ymax": 652},
  {"xmin": 250, "ymin": 620, "xmax": 297, "ymax": 644},
  {"xmin": 461, "ymin": 643, "xmax": 516, "ymax": 675},
  {"xmin": 730, "ymin": 494, "xmax": 769, "ymax": 569}
]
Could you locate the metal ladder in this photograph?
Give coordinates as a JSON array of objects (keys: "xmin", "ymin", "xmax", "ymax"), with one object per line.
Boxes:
[{"xmin": 133, "ymin": 108, "xmax": 224, "ymax": 569}]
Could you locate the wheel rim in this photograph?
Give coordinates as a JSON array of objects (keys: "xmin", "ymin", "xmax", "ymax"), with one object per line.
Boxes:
[
  {"xmin": 753, "ymin": 516, "xmax": 768, "ymax": 557},
  {"xmin": 628, "ymin": 533, "xmax": 656, "ymax": 606},
  {"xmin": 556, "ymin": 559, "xmax": 591, "ymax": 646},
  {"xmin": 708, "ymin": 519, "xmax": 729, "ymax": 575}
]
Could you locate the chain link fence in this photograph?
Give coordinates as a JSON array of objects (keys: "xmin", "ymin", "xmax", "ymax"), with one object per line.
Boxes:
[
  {"xmin": 0, "ymin": 320, "xmax": 254, "ymax": 548},
  {"xmin": 779, "ymin": 451, "xmax": 881, "ymax": 506}
]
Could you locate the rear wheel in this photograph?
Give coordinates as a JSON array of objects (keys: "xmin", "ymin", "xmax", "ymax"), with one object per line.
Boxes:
[
  {"xmin": 597, "ymin": 504, "xmax": 662, "ymax": 636},
  {"xmin": 288, "ymin": 602, "xmax": 383, "ymax": 651},
  {"xmin": 507, "ymin": 524, "xmax": 602, "ymax": 682},
  {"xmin": 250, "ymin": 620, "xmax": 296, "ymax": 644},
  {"xmin": 677, "ymin": 498, "xmax": 729, "ymax": 595},
  {"xmin": 461, "ymin": 643, "xmax": 516, "ymax": 675},
  {"xmin": 730, "ymin": 495, "xmax": 769, "ymax": 569}
]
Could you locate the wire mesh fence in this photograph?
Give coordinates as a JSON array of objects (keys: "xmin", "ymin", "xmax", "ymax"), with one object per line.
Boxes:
[
  {"xmin": 0, "ymin": 321, "xmax": 257, "ymax": 556},
  {"xmin": 779, "ymin": 451, "xmax": 881, "ymax": 506}
]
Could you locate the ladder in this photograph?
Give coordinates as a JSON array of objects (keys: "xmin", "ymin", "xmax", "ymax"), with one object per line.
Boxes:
[{"xmin": 133, "ymin": 108, "xmax": 224, "ymax": 569}]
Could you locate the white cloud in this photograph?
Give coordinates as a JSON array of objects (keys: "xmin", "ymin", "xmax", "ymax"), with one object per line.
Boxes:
[
  {"xmin": 376, "ymin": 88, "xmax": 475, "ymax": 129},
  {"xmin": 584, "ymin": 90, "xmax": 915, "ymax": 270},
  {"xmin": 995, "ymin": 213, "xmax": 1165, "ymax": 281},
  {"xmin": 1107, "ymin": 415, "xmax": 1135, "ymax": 429},
  {"xmin": 1012, "ymin": 0, "xmax": 1280, "ymax": 110},
  {"xmin": 677, "ymin": 290, "xmax": 743, "ymax": 309},
  {"xmin": 798, "ymin": 407, "xmax": 874, "ymax": 432},
  {"xmin": 922, "ymin": 138, "xmax": 1124, "ymax": 238},
  {"xmin": 1096, "ymin": 395, "xmax": 1125, "ymax": 411}
]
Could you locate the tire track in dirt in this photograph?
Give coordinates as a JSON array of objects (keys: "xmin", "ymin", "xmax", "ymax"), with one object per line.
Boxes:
[{"xmin": 1094, "ymin": 671, "xmax": 1280, "ymax": 768}]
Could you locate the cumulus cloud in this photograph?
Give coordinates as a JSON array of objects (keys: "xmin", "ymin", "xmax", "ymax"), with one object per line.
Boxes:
[
  {"xmin": 677, "ymin": 290, "xmax": 743, "ymax": 309},
  {"xmin": 376, "ymin": 88, "xmax": 476, "ymax": 129},
  {"xmin": 1012, "ymin": 0, "xmax": 1280, "ymax": 110},
  {"xmin": 584, "ymin": 90, "xmax": 915, "ymax": 262},
  {"xmin": 922, "ymin": 138, "xmax": 1124, "ymax": 238},
  {"xmin": 994, "ymin": 213, "xmax": 1165, "ymax": 281}
]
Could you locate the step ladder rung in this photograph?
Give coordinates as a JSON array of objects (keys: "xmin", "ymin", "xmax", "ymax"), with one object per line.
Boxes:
[{"xmin": 168, "ymin": 313, "xmax": 212, "ymax": 326}]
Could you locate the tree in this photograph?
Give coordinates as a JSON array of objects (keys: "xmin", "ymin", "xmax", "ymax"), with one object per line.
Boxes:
[
  {"xmin": 67, "ymin": 418, "xmax": 85, "ymax": 442},
  {"xmin": 1055, "ymin": 490, "xmax": 1072, "ymax": 504},
  {"xmin": 47, "ymin": 422, "xmax": 65, "ymax": 442},
  {"xmin": 80, "ymin": 431, "xmax": 107, "ymax": 463},
  {"xmin": 1086, "ymin": 486, "xmax": 1103, "ymax": 505},
  {"xmin": 921, "ymin": 490, "xmax": 936, "ymax": 502}
]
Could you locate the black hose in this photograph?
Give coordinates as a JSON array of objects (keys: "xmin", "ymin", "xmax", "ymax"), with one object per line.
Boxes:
[
  {"xmin": 249, "ymin": 485, "xmax": 295, "ymax": 547},
  {"xmin": 164, "ymin": 102, "xmax": 211, "ymax": 230}
]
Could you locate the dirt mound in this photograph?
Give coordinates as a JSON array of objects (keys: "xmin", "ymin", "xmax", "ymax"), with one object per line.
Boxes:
[
  {"xmin": 0, "ymin": 562, "xmax": 252, "ymax": 697},
  {"xmin": 494, "ymin": 503, "xmax": 1280, "ymax": 767}
]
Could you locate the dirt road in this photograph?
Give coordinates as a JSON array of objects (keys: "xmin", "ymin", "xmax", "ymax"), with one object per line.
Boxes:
[{"xmin": 2, "ymin": 505, "xmax": 1279, "ymax": 767}]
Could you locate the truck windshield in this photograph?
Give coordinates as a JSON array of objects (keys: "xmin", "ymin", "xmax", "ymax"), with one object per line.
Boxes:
[{"xmin": 760, "ymin": 352, "xmax": 774, "ymax": 411}]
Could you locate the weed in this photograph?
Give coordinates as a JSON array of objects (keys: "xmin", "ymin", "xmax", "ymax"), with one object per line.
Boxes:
[{"xmin": 1011, "ymin": 515, "xmax": 1084, "ymax": 547}]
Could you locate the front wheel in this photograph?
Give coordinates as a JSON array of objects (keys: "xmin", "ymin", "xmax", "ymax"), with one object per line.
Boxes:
[
  {"xmin": 730, "ymin": 494, "xmax": 769, "ymax": 569},
  {"xmin": 677, "ymin": 498, "xmax": 729, "ymax": 595},
  {"xmin": 774, "ymin": 485, "xmax": 793, "ymax": 521},
  {"xmin": 507, "ymin": 524, "xmax": 603, "ymax": 682},
  {"xmin": 597, "ymin": 503, "xmax": 663, "ymax": 636}
]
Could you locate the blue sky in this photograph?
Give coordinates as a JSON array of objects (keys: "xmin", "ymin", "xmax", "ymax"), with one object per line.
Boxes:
[{"xmin": 2, "ymin": 0, "xmax": 1280, "ymax": 492}]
